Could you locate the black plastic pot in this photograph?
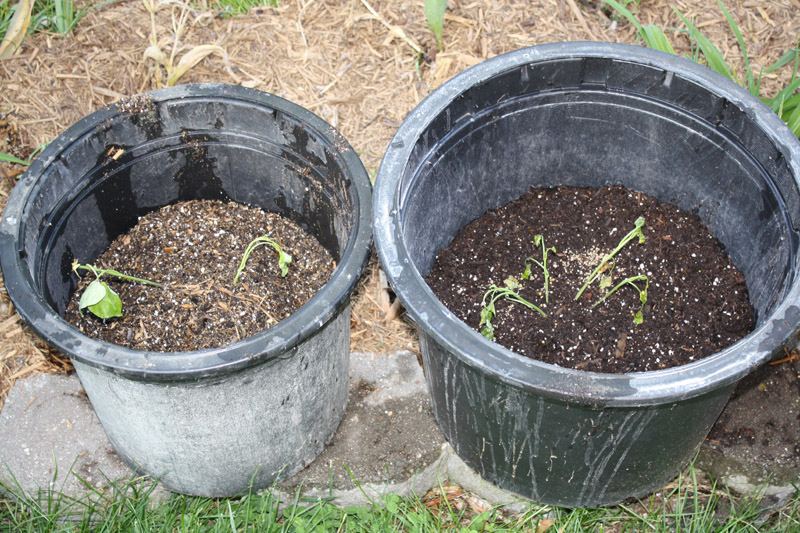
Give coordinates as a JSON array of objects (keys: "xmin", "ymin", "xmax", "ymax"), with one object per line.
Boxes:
[
  {"xmin": 373, "ymin": 43, "xmax": 800, "ymax": 507},
  {"xmin": 0, "ymin": 84, "xmax": 372, "ymax": 496}
]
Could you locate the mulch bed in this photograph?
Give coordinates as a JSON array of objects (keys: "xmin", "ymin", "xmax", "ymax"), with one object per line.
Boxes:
[
  {"xmin": 64, "ymin": 199, "xmax": 334, "ymax": 352},
  {"xmin": 426, "ymin": 185, "xmax": 754, "ymax": 373}
]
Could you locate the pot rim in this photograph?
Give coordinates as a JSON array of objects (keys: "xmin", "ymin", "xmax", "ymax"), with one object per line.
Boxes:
[
  {"xmin": 373, "ymin": 42, "xmax": 800, "ymax": 406},
  {"xmin": 0, "ymin": 83, "xmax": 373, "ymax": 382}
]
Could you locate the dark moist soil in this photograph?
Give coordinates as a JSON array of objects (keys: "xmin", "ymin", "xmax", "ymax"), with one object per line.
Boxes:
[
  {"xmin": 425, "ymin": 186, "xmax": 754, "ymax": 373},
  {"xmin": 705, "ymin": 351, "xmax": 800, "ymax": 465},
  {"xmin": 64, "ymin": 199, "xmax": 334, "ymax": 352}
]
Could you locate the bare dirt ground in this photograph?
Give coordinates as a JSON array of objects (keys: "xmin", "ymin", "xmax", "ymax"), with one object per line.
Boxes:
[{"xmin": 1, "ymin": 0, "xmax": 798, "ymax": 409}]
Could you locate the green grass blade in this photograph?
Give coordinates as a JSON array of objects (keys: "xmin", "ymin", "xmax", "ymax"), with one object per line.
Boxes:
[
  {"xmin": 769, "ymin": 78, "xmax": 800, "ymax": 113},
  {"xmin": 602, "ymin": 0, "xmax": 644, "ymax": 35},
  {"xmin": 603, "ymin": 0, "xmax": 674, "ymax": 54},
  {"xmin": 717, "ymin": 0, "xmax": 755, "ymax": 95},
  {"xmin": 781, "ymin": 91, "xmax": 800, "ymax": 110},
  {"xmin": 785, "ymin": 104, "xmax": 800, "ymax": 136},
  {"xmin": 642, "ymin": 24, "xmax": 675, "ymax": 54},
  {"xmin": 0, "ymin": 151, "xmax": 28, "ymax": 165},
  {"xmin": 674, "ymin": 8, "xmax": 734, "ymax": 81},
  {"xmin": 424, "ymin": 0, "xmax": 447, "ymax": 52},
  {"xmin": 763, "ymin": 46, "xmax": 800, "ymax": 74},
  {"xmin": 53, "ymin": 0, "xmax": 67, "ymax": 34}
]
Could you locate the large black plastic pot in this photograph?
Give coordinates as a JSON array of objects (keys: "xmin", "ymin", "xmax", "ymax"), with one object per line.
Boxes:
[
  {"xmin": 373, "ymin": 43, "xmax": 800, "ymax": 507},
  {"xmin": 0, "ymin": 84, "xmax": 372, "ymax": 496}
]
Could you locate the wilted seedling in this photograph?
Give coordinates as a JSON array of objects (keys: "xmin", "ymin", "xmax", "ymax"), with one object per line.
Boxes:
[
  {"xmin": 522, "ymin": 233, "xmax": 556, "ymax": 303},
  {"xmin": 234, "ymin": 234, "xmax": 292, "ymax": 285},
  {"xmin": 142, "ymin": 0, "xmax": 237, "ymax": 88},
  {"xmin": 479, "ymin": 276, "xmax": 546, "ymax": 340},
  {"xmin": 575, "ymin": 216, "xmax": 645, "ymax": 301},
  {"xmin": 72, "ymin": 261, "xmax": 162, "ymax": 319},
  {"xmin": 592, "ymin": 274, "xmax": 649, "ymax": 325}
]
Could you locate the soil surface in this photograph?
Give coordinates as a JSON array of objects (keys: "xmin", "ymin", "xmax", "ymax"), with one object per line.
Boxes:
[
  {"xmin": 426, "ymin": 186, "xmax": 754, "ymax": 373},
  {"xmin": 64, "ymin": 200, "xmax": 334, "ymax": 352},
  {"xmin": 706, "ymin": 352, "xmax": 800, "ymax": 467}
]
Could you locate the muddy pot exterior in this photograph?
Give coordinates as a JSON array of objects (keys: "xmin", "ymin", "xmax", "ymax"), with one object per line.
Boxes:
[
  {"xmin": 0, "ymin": 84, "xmax": 372, "ymax": 497},
  {"xmin": 373, "ymin": 43, "xmax": 800, "ymax": 507}
]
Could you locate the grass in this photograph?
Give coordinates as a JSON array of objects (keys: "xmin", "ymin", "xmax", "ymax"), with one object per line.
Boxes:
[
  {"xmin": 0, "ymin": 0, "xmax": 101, "ymax": 56},
  {"xmin": 602, "ymin": 0, "xmax": 800, "ymax": 138},
  {"xmin": 205, "ymin": 0, "xmax": 277, "ymax": 17},
  {"xmin": 1, "ymin": 463, "xmax": 799, "ymax": 531},
  {"xmin": 424, "ymin": 0, "xmax": 446, "ymax": 51}
]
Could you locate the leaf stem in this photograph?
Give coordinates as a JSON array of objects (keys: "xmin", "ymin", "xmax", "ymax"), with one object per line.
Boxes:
[
  {"xmin": 234, "ymin": 234, "xmax": 292, "ymax": 285},
  {"xmin": 72, "ymin": 262, "xmax": 162, "ymax": 287},
  {"xmin": 575, "ymin": 216, "xmax": 645, "ymax": 301}
]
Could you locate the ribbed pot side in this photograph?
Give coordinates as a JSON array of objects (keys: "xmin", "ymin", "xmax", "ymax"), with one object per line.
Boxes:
[
  {"xmin": 373, "ymin": 43, "xmax": 800, "ymax": 507},
  {"xmin": 0, "ymin": 83, "xmax": 372, "ymax": 496}
]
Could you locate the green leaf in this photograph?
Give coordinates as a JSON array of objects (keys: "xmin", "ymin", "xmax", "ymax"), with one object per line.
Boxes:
[
  {"xmin": 641, "ymin": 24, "xmax": 675, "ymax": 54},
  {"xmin": 521, "ymin": 262, "xmax": 531, "ymax": 280},
  {"xmin": 79, "ymin": 280, "xmax": 107, "ymax": 310},
  {"xmin": 602, "ymin": 0, "xmax": 644, "ymax": 35},
  {"xmin": 384, "ymin": 494, "xmax": 400, "ymax": 514},
  {"xmin": 770, "ymin": 78, "xmax": 800, "ymax": 114},
  {"xmin": 481, "ymin": 322, "xmax": 494, "ymax": 340},
  {"xmin": 717, "ymin": 0, "xmax": 755, "ymax": 95},
  {"xmin": 599, "ymin": 276, "xmax": 612, "ymax": 290},
  {"xmin": 785, "ymin": 104, "xmax": 800, "ymax": 136},
  {"xmin": 277, "ymin": 249, "xmax": 292, "ymax": 277},
  {"xmin": 88, "ymin": 282, "xmax": 123, "ymax": 319},
  {"xmin": 0, "ymin": 152, "xmax": 29, "ymax": 165},
  {"xmin": 479, "ymin": 305, "xmax": 494, "ymax": 328},
  {"xmin": 674, "ymin": 8, "xmax": 733, "ymax": 81},
  {"xmin": 634, "ymin": 310, "xmax": 644, "ymax": 325},
  {"xmin": 762, "ymin": 47, "xmax": 800, "ymax": 75},
  {"xmin": 424, "ymin": 0, "xmax": 446, "ymax": 51}
]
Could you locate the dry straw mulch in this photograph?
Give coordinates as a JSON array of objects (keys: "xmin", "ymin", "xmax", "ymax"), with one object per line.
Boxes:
[{"xmin": 1, "ymin": 0, "xmax": 798, "ymax": 408}]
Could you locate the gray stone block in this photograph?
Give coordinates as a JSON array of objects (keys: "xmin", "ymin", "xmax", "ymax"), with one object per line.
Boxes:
[
  {"xmin": 280, "ymin": 351, "xmax": 446, "ymax": 495},
  {"xmin": 0, "ymin": 373, "xmax": 132, "ymax": 497},
  {"xmin": 0, "ymin": 352, "xmax": 540, "ymax": 510}
]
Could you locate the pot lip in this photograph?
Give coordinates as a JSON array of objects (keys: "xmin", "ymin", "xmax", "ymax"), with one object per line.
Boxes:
[
  {"xmin": 0, "ymin": 83, "xmax": 373, "ymax": 382},
  {"xmin": 373, "ymin": 42, "xmax": 800, "ymax": 406}
]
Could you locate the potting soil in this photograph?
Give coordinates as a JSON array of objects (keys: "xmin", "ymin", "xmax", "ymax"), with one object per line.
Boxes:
[
  {"xmin": 426, "ymin": 185, "xmax": 754, "ymax": 373},
  {"xmin": 64, "ymin": 199, "xmax": 334, "ymax": 351}
]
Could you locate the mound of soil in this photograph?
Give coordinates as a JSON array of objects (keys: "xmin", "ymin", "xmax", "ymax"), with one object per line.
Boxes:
[
  {"xmin": 65, "ymin": 199, "xmax": 334, "ymax": 352},
  {"xmin": 426, "ymin": 185, "xmax": 754, "ymax": 373}
]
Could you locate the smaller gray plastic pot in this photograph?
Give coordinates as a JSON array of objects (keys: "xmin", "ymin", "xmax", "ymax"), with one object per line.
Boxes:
[
  {"xmin": 0, "ymin": 84, "xmax": 372, "ymax": 497},
  {"xmin": 373, "ymin": 43, "xmax": 800, "ymax": 507}
]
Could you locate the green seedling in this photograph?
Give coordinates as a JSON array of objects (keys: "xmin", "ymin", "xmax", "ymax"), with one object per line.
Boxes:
[
  {"xmin": 72, "ymin": 261, "xmax": 162, "ymax": 319},
  {"xmin": 479, "ymin": 276, "xmax": 546, "ymax": 340},
  {"xmin": 592, "ymin": 274, "xmax": 649, "ymax": 325},
  {"xmin": 234, "ymin": 234, "xmax": 292, "ymax": 285},
  {"xmin": 575, "ymin": 216, "xmax": 645, "ymax": 301},
  {"xmin": 522, "ymin": 234, "xmax": 556, "ymax": 303}
]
